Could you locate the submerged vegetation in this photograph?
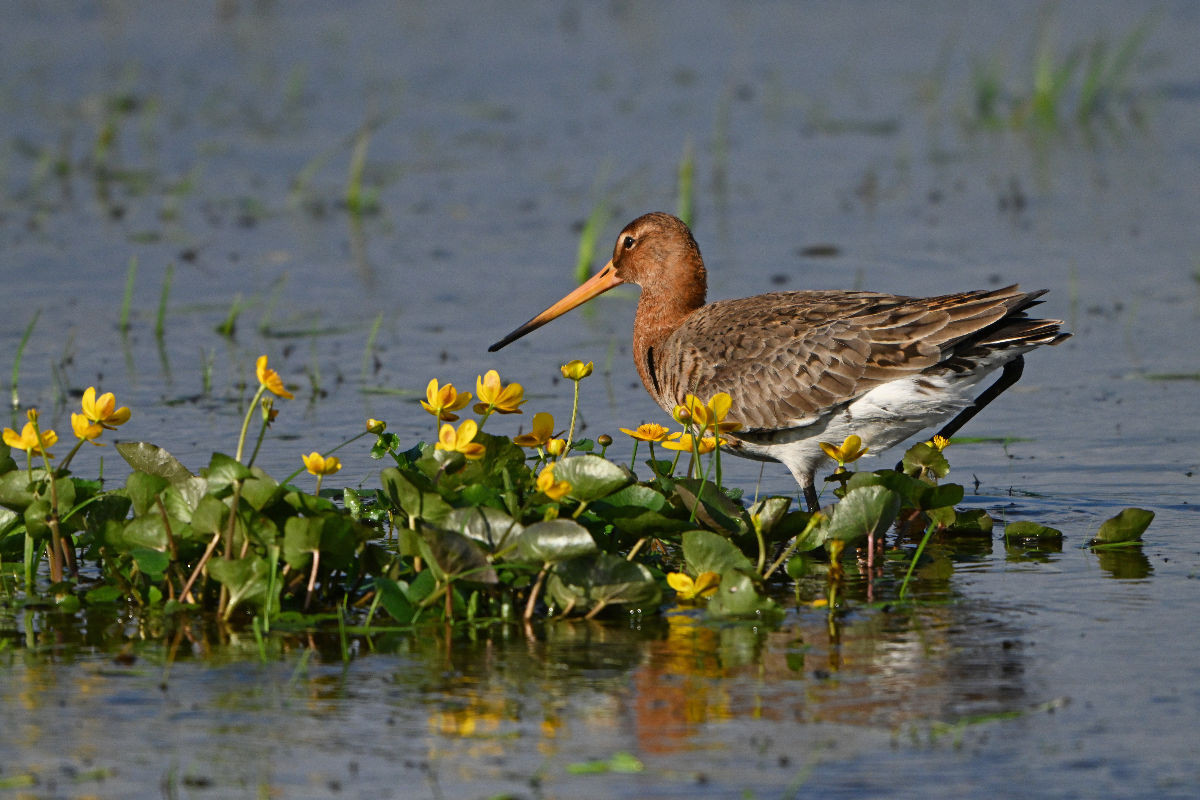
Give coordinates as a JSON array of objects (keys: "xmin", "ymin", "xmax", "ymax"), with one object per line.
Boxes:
[
  {"xmin": 964, "ymin": 14, "xmax": 1155, "ymax": 131},
  {"xmin": 0, "ymin": 354, "xmax": 1152, "ymax": 640}
]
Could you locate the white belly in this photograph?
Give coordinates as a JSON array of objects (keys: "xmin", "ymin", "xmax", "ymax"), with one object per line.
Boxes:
[{"xmin": 726, "ymin": 371, "xmax": 990, "ymax": 485}]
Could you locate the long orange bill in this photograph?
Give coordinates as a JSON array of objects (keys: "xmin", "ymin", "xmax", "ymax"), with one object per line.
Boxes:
[{"xmin": 488, "ymin": 260, "xmax": 623, "ymax": 351}]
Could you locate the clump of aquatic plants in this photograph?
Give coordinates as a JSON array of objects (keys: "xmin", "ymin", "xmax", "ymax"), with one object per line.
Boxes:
[
  {"xmin": 966, "ymin": 15, "xmax": 1154, "ymax": 132},
  {"xmin": 0, "ymin": 355, "xmax": 1153, "ymax": 631}
]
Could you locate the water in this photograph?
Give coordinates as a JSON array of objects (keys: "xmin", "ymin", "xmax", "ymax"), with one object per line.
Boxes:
[{"xmin": 2, "ymin": 1, "xmax": 1199, "ymax": 797}]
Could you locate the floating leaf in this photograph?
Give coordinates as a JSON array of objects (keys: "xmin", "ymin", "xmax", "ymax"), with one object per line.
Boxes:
[
  {"xmin": 947, "ymin": 508, "xmax": 993, "ymax": 535},
  {"xmin": 707, "ymin": 569, "xmax": 778, "ymax": 618},
  {"xmin": 446, "ymin": 506, "xmax": 524, "ymax": 552},
  {"xmin": 681, "ymin": 529, "xmax": 754, "ymax": 576},
  {"xmin": 821, "ymin": 485, "xmax": 901, "ymax": 543},
  {"xmin": 552, "ymin": 455, "xmax": 633, "ymax": 502},
  {"xmin": 1004, "ymin": 520, "xmax": 1063, "ymax": 541},
  {"xmin": 547, "ymin": 552, "xmax": 661, "ymax": 613},
  {"xmin": 420, "ymin": 524, "xmax": 498, "ymax": 584},
  {"xmin": 115, "ymin": 441, "xmax": 194, "ymax": 484},
  {"xmin": 517, "ymin": 519, "xmax": 597, "ymax": 563},
  {"xmin": 1092, "ymin": 507, "xmax": 1154, "ymax": 547}
]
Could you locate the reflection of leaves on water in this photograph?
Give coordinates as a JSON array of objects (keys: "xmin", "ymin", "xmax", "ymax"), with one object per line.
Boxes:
[{"xmin": 1095, "ymin": 547, "xmax": 1153, "ymax": 580}]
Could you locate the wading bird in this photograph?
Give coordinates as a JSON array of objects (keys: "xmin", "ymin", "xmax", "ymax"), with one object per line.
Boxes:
[{"xmin": 490, "ymin": 213, "xmax": 1068, "ymax": 510}]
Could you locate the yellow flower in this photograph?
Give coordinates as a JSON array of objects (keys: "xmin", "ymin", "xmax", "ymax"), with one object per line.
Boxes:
[
  {"xmin": 619, "ymin": 422, "xmax": 671, "ymax": 442},
  {"xmin": 367, "ymin": 418, "xmax": 387, "ymax": 434},
  {"xmin": 536, "ymin": 465, "xmax": 572, "ymax": 501},
  {"xmin": 71, "ymin": 413, "xmax": 105, "ymax": 445},
  {"xmin": 672, "ymin": 395, "xmax": 709, "ymax": 429},
  {"xmin": 513, "ymin": 412, "xmax": 556, "ymax": 448},
  {"xmin": 473, "ymin": 369, "xmax": 525, "ymax": 415},
  {"xmin": 80, "ymin": 386, "xmax": 131, "ymax": 429},
  {"xmin": 671, "ymin": 392, "xmax": 741, "ymax": 434},
  {"xmin": 302, "ymin": 452, "xmax": 342, "ymax": 476},
  {"xmin": 819, "ymin": 434, "xmax": 868, "ymax": 466},
  {"xmin": 436, "ymin": 419, "xmax": 486, "ymax": 460},
  {"xmin": 928, "ymin": 434, "xmax": 950, "ymax": 451},
  {"xmin": 661, "ymin": 433, "xmax": 725, "ymax": 454},
  {"xmin": 420, "ymin": 379, "xmax": 472, "ymax": 422},
  {"xmin": 560, "ymin": 360, "xmax": 594, "ymax": 381},
  {"xmin": 545, "ymin": 437, "xmax": 567, "ymax": 457},
  {"xmin": 3, "ymin": 421, "xmax": 57, "ymax": 456},
  {"xmin": 255, "ymin": 355, "xmax": 294, "ymax": 399},
  {"xmin": 667, "ymin": 571, "xmax": 720, "ymax": 601}
]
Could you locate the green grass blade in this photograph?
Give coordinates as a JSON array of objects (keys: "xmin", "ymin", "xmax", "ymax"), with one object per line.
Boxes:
[
  {"xmin": 155, "ymin": 262, "xmax": 174, "ymax": 340},
  {"xmin": 10, "ymin": 309, "xmax": 40, "ymax": 410},
  {"xmin": 676, "ymin": 138, "xmax": 694, "ymax": 227},
  {"xmin": 119, "ymin": 256, "xmax": 137, "ymax": 333}
]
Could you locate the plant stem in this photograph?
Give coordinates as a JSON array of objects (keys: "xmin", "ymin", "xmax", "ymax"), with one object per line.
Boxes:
[
  {"xmin": 565, "ymin": 380, "xmax": 580, "ymax": 452},
  {"xmin": 899, "ymin": 520, "xmax": 938, "ymax": 600},
  {"xmin": 235, "ymin": 385, "xmax": 267, "ymax": 462}
]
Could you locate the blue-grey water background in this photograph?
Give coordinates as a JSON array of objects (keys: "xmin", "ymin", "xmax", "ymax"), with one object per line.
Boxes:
[{"xmin": 1, "ymin": 2, "xmax": 1198, "ymax": 797}]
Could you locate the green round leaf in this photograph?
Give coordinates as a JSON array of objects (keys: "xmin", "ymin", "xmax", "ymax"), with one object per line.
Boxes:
[
  {"xmin": 446, "ymin": 506, "xmax": 524, "ymax": 552},
  {"xmin": 1093, "ymin": 507, "xmax": 1154, "ymax": 545},
  {"xmin": 115, "ymin": 441, "xmax": 195, "ymax": 484},
  {"xmin": 552, "ymin": 455, "xmax": 633, "ymax": 502},
  {"xmin": 547, "ymin": 552, "xmax": 661, "ymax": 612},
  {"xmin": 517, "ymin": 519, "xmax": 597, "ymax": 563},
  {"xmin": 823, "ymin": 485, "xmax": 901, "ymax": 542}
]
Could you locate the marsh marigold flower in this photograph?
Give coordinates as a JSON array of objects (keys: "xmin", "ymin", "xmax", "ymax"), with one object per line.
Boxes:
[
  {"xmin": 560, "ymin": 360, "xmax": 594, "ymax": 381},
  {"xmin": 819, "ymin": 434, "xmax": 868, "ymax": 466},
  {"xmin": 366, "ymin": 418, "xmax": 387, "ymax": 434},
  {"xmin": 536, "ymin": 465, "xmax": 571, "ymax": 501},
  {"xmin": 421, "ymin": 379, "xmax": 472, "ymax": 422},
  {"xmin": 667, "ymin": 571, "xmax": 720, "ymax": 601},
  {"xmin": 436, "ymin": 419, "xmax": 486, "ymax": 460},
  {"xmin": 661, "ymin": 432, "xmax": 725, "ymax": 454},
  {"xmin": 80, "ymin": 386, "xmax": 131, "ymax": 429},
  {"xmin": 71, "ymin": 413, "xmax": 104, "ymax": 444},
  {"xmin": 473, "ymin": 370, "xmax": 525, "ymax": 415},
  {"xmin": 928, "ymin": 434, "xmax": 950, "ymax": 451},
  {"xmin": 302, "ymin": 452, "xmax": 342, "ymax": 476},
  {"xmin": 255, "ymin": 355, "xmax": 294, "ymax": 399},
  {"xmin": 545, "ymin": 437, "xmax": 567, "ymax": 457},
  {"xmin": 513, "ymin": 412, "xmax": 556, "ymax": 448},
  {"xmin": 3, "ymin": 421, "xmax": 57, "ymax": 457},
  {"xmin": 619, "ymin": 422, "xmax": 671, "ymax": 442},
  {"xmin": 673, "ymin": 392, "xmax": 741, "ymax": 434}
]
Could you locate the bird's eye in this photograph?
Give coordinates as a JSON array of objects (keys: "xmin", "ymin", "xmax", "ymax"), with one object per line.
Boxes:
[{"xmin": 623, "ymin": 235, "xmax": 636, "ymax": 250}]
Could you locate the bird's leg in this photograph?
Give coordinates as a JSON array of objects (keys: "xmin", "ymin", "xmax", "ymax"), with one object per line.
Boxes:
[
  {"xmin": 935, "ymin": 355, "xmax": 1026, "ymax": 441},
  {"xmin": 803, "ymin": 483, "xmax": 820, "ymax": 513}
]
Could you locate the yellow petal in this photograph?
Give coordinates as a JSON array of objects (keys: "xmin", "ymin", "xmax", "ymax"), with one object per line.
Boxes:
[
  {"xmin": 692, "ymin": 571, "xmax": 721, "ymax": 597},
  {"xmin": 2, "ymin": 427, "xmax": 23, "ymax": 449},
  {"xmin": 708, "ymin": 393, "xmax": 732, "ymax": 420},
  {"xmin": 666, "ymin": 572, "xmax": 696, "ymax": 596}
]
